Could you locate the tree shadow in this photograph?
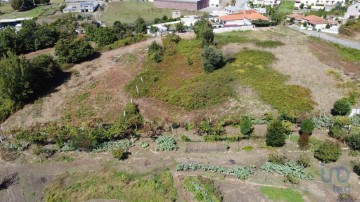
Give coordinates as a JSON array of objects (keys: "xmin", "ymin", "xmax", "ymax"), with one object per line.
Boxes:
[{"xmin": 0, "ymin": 173, "xmax": 18, "ymax": 190}]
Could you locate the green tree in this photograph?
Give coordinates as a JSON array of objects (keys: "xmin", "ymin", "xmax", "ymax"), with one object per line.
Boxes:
[
  {"xmin": 240, "ymin": 116, "xmax": 253, "ymax": 137},
  {"xmin": 300, "ymin": 118, "xmax": 315, "ymax": 135},
  {"xmin": 95, "ymin": 27, "xmax": 118, "ymax": 46},
  {"xmin": 30, "ymin": 55, "xmax": 61, "ymax": 94},
  {"xmin": 11, "ymin": 0, "xmax": 33, "ymax": 11},
  {"xmin": 0, "ymin": 52, "xmax": 33, "ymax": 103},
  {"xmin": 134, "ymin": 17, "xmax": 147, "ymax": 34},
  {"xmin": 194, "ymin": 17, "xmax": 214, "ymax": 46},
  {"xmin": 201, "ymin": 46, "xmax": 225, "ymax": 73},
  {"xmin": 113, "ymin": 21, "xmax": 126, "ymax": 39},
  {"xmin": 346, "ymin": 133, "xmax": 360, "ymax": 151},
  {"xmin": 332, "ymin": 98, "xmax": 351, "ymax": 116},
  {"xmin": 314, "ymin": 141, "xmax": 341, "ymax": 163},
  {"xmin": 34, "ymin": 24, "xmax": 59, "ymax": 50},
  {"xmin": 55, "ymin": 38, "xmax": 95, "ymax": 64},
  {"xmin": 0, "ymin": 27, "xmax": 16, "ymax": 56},
  {"xmin": 175, "ymin": 22, "xmax": 186, "ymax": 32},
  {"xmin": 16, "ymin": 20, "xmax": 37, "ymax": 53},
  {"xmin": 265, "ymin": 120, "xmax": 287, "ymax": 147}
]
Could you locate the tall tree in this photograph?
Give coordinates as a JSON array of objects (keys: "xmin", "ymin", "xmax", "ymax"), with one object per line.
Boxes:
[
  {"xmin": 265, "ymin": 120, "xmax": 287, "ymax": 147},
  {"xmin": 0, "ymin": 52, "xmax": 33, "ymax": 103},
  {"xmin": 55, "ymin": 38, "xmax": 94, "ymax": 64},
  {"xmin": 16, "ymin": 20, "xmax": 37, "ymax": 53},
  {"xmin": 11, "ymin": 0, "xmax": 33, "ymax": 11},
  {"xmin": 134, "ymin": 17, "xmax": 147, "ymax": 34},
  {"xmin": 0, "ymin": 27, "xmax": 16, "ymax": 57}
]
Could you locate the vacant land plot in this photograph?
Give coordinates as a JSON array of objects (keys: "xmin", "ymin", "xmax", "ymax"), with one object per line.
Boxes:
[
  {"xmin": 45, "ymin": 169, "xmax": 177, "ymax": 201},
  {"xmin": 278, "ymin": 0, "xmax": 295, "ymax": 16},
  {"xmin": 101, "ymin": 0, "xmax": 199, "ymax": 25},
  {"xmin": 0, "ymin": 5, "xmax": 58, "ymax": 20}
]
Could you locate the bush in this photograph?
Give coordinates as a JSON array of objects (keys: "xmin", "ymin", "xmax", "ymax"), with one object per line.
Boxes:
[
  {"xmin": 268, "ymin": 153, "xmax": 287, "ymax": 164},
  {"xmin": 300, "ymin": 118, "xmax": 315, "ymax": 135},
  {"xmin": 155, "ymin": 136, "xmax": 177, "ymax": 151},
  {"xmin": 329, "ymin": 125, "xmax": 347, "ymax": 141},
  {"xmin": 265, "ymin": 120, "xmax": 287, "ymax": 147},
  {"xmin": 240, "ymin": 116, "xmax": 253, "ymax": 138},
  {"xmin": 112, "ymin": 148, "xmax": 129, "ymax": 160},
  {"xmin": 201, "ymin": 46, "xmax": 225, "ymax": 73},
  {"xmin": 345, "ymin": 133, "xmax": 360, "ymax": 150},
  {"xmin": 314, "ymin": 141, "xmax": 342, "ymax": 163},
  {"xmin": 338, "ymin": 193, "xmax": 356, "ymax": 202},
  {"xmin": 55, "ymin": 38, "xmax": 95, "ymax": 64},
  {"xmin": 296, "ymin": 154, "xmax": 311, "ymax": 168},
  {"xmin": 181, "ymin": 135, "xmax": 191, "ymax": 142},
  {"xmin": 332, "ymin": 98, "xmax": 351, "ymax": 116}
]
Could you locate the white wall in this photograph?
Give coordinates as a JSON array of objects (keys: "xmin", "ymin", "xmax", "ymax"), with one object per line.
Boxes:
[
  {"xmin": 345, "ymin": 3, "xmax": 360, "ymax": 18},
  {"xmin": 209, "ymin": 0, "xmax": 220, "ymax": 7},
  {"xmin": 213, "ymin": 26, "xmax": 254, "ymax": 33}
]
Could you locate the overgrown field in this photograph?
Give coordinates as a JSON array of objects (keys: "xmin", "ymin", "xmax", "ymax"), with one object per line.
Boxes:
[
  {"xmin": 0, "ymin": 4, "xmax": 58, "ymax": 20},
  {"xmin": 45, "ymin": 168, "xmax": 177, "ymax": 201},
  {"xmin": 126, "ymin": 37, "xmax": 314, "ymax": 115},
  {"xmin": 101, "ymin": 0, "xmax": 198, "ymax": 25},
  {"xmin": 277, "ymin": 0, "xmax": 295, "ymax": 16}
]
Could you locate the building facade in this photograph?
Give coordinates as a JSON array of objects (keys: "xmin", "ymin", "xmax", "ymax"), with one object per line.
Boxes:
[
  {"xmin": 345, "ymin": 3, "xmax": 360, "ymax": 19},
  {"xmin": 63, "ymin": 0, "xmax": 99, "ymax": 13},
  {"xmin": 154, "ymin": 0, "xmax": 209, "ymax": 11},
  {"xmin": 294, "ymin": 0, "xmax": 345, "ymax": 9}
]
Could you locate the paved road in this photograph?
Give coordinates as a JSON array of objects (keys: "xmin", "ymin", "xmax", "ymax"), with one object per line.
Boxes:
[{"xmin": 289, "ymin": 25, "xmax": 360, "ymax": 50}]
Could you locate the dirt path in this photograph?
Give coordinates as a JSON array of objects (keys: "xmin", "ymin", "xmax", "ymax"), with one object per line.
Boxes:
[{"xmin": 1, "ymin": 38, "xmax": 161, "ymax": 130}]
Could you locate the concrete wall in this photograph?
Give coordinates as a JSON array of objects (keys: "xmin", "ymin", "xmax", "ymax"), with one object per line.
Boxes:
[
  {"xmin": 213, "ymin": 26, "xmax": 254, "ymax": 33},
  {"xmin": 154, "ymin": 0, "xmax": 208, "ymax": 11}
]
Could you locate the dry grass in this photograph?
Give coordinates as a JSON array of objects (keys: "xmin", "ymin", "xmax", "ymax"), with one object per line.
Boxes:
[{"xmin": 221, "ymin": 28, "xmax": 345, "ymax": 114}]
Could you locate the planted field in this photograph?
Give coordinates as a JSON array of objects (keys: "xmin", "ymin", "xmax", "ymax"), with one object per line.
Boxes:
[
  {"xmin": 101, "ymin": 0, "xmax": 198, "ymax": 25},
  {"xmin": 45, "ymin": 169, "xmax": 177, "ymax": 201}
]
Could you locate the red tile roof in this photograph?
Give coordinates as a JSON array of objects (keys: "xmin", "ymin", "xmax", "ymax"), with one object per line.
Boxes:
[
  {"xmin": 287, "ymin": 13, "xmax": 305, "ymax": 21},
  {"xmin": 304, "ymin": 15, "xmax": 329, "ymax": 25},
  {"xmin": 219, "ymin": 12, "xmax": 268, "ymax": 21}
]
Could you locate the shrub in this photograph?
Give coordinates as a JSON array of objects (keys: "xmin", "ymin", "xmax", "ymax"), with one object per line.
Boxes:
[
  {"xmin": 155, "ymin": 136, "xmax": 177, "ymax": 151},
  {"xmin": 314, "ymin": 141, "xmax": 342, "ymax": 163},
  {"xmin": 268, "ymin": 153, "xmax": 287, "ymax": 164},
  {"xmin": 345, "ymin": 133, "xmax": 360, "ymax": 151},
  {"xmin": 265, "ymin": 120, "xmax": 287, "ymax": 147},
  {"xmin": 242, "ymin": 145, "xmax": 254, "ymax": 152},
  {"xmin": 55, "ymin": 38, "xmax": 95, "ymax": 64},
  {"xmin": 112, "ymin": 148, "xmax": 129, "ymax": 160},
  {"xmin": 138, "ymin": 141, "xmax": 149, "ymax": 148},
  {"xmin": 352, "ymin": 160, "xmax": 360, "ymax": 176},
  {"xmin": 300, "ymin": 119, "xmax": 315, "ymax": 135},
  {"xmin": 338, "ymin": 193, "xmax": 356, "ymax": 202},
  {"xmin": 240, "ymin": 116, "xmax": 253, "ymax": 138},
  {"xmin": 329, "ymin": 125, "xmax": 347, "ymax": 141},
  {"xmin": 332, "ymin": 98, "xmax": 351, "ymax": 116},
  {"xmin": 296, "ymin": 154, "xmax": 311, "ymax": 168},
  {"xmin": 201, "ymin": 46, "xmax": 225, "ymax": 73},
  {"xmin": 181, "ymin": 135, "xmax": 191, "ymax": 142}
]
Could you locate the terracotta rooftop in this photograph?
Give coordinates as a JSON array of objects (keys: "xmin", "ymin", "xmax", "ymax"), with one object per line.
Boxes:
[
  {"xmin": 287, "ymin": 13, "xmax": 305, "ymax": 21},
  {"xmin": 219, "ymin": 12, "xmax": 268, "ymax": 21},
  {"xmin": 304, "ymin": 15, "xmax": 329, "ymax": 25}
]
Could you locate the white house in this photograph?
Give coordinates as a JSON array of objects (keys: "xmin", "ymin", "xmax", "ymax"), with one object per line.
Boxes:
[
  {"xmin": 294, "ymin": 0, "xmax": 345, "ymax": 10},
  {"xmin": 252, "ymin": 0, "xmax": 281, "ymax": 7},
  {"xmin": 63, "ymin": 0, "xmax": 100, "ymax": 13},
  {"xmin": 345, "ymin": 2, "xmax": 360, "ymax": 19},
  {"xmin": 209, "ymin": 0, "xmax": 220, "ymax": 7}
]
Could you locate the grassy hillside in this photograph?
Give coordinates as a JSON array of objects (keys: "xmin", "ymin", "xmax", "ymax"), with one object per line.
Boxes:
[
  {"xmin": 45, "ymin": 169, "xmax": 177, "ymax": 201},
  {"xmin": 339, "ymin": 19, "xmax": 360, "ymax": 37},
  {"xmin": 126, "ymin": 36, "xmax": 314, "ymax": 115}
]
